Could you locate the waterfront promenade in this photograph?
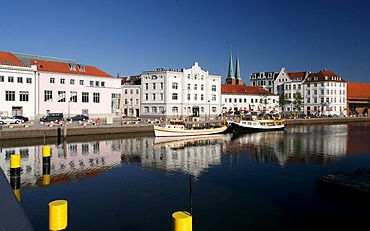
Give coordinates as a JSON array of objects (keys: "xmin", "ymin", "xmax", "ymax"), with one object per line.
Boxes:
[{"xmin": 0, "ymin": 117, "xmax": 370, "ymax": 140}]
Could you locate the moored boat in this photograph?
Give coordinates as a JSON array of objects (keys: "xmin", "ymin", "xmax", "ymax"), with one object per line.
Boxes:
[
  {"xmin": 153, "ymin": 119, "xmax": 228, "ymax": 137},
  {"xmin": 231, "ymin": 119, "xmax": 286, "ymax": 133}
]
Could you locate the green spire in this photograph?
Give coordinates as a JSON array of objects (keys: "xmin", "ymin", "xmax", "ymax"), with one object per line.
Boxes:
[
  {"xmin": 227, "ymin": 50, "xmax": 234, "ymax": 79},
  {"xmin": 235, "ymin": 52, "xmax": 241, "ymax": 80}
]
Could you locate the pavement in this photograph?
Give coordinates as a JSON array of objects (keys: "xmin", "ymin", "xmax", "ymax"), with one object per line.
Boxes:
[{"xmin": 0, "ymin": 167, "xmax": 34, "ymax": 231}]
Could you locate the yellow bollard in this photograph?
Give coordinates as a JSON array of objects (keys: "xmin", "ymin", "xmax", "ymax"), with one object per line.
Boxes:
[
  {"xmin": 43, "ymin": 146, "xmax": 51, "ymax": 157},
  {"xmin": 172, "ymin": 211, "xmax": 192, "ymax": 231},
  {"xmin": 49, "ymin": 200, "xmax": 68, "ymax": 231},
  {"xmin": 13, "ymin": 189, "xmax": 21, "ymax": 201},
  {"xmin": 43, "ymin": 174, "xmax": 51, "ymax": 185},
  {"xmin": 10, "ymin": 154, "xmax": 21, "ymax": 168}
]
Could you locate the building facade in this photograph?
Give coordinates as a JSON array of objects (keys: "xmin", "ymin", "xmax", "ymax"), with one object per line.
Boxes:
[
  {"xmin": 0, "ymin": 51, "xmax": 38, "ymax": 118},
  {"xmin": 140, "ymin": 62, "xmax": 222, "ymax": 119}
]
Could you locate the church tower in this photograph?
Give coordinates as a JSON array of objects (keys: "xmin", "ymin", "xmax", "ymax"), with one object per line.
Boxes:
[
  {"xmin": 235, "ymin": 52, "xmax": 243, "ymax": 85},
  {"xmin": 225, "ymin": 51, "xmax": 236, "ymax": 85}
]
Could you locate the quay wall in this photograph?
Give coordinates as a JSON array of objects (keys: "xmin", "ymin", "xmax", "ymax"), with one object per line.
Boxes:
[{"xmin": 0, "ymin": 117, "xmax": 370, "ymax": 140}]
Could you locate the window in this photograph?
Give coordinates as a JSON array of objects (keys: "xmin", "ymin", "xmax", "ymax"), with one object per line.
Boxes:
[
  {"xmin": 58, "ymin": 91, "xmax": 66, "ymax": 102},
  {"xmin": 6, "ymin": 91, "xmax": 15, "ymax": 101},
  {"xmin": 145, "ymin": 93, "xmax": 148, "ymax": 100},
  {"xmin": 17, "ymin": 77, "xmax": 23, "ymax": 83},
  {"xmin": 26, "ymin": 78, "xmax": 32, "ymax": 83},
  {"xmin": 0, "ymin": 76, "xmax": 4, "ymax": 82},
  {"xmin": 70, "ymin": 91, "xmax": 77, "ymax": 102},
  {"xmin": 44, "ymin": 90, "xmax": 52, "ymax": 102},
  {"xmin": 194, "ymin": 84, "xmax": 197, "ymax": 90},
  {"xmin": 124, "ymin": 89, "xmax": 128, "ymax": 94},
  {"xmin": 160, "ymin": 93, "xmax": 163, "ymax": 101},
  {"xmin": 93, "ymin": 93, "xmax": 100, "ymax": 103},
  {"xmin": 159, "ymin": 107, "xmax": 164, "ymax": 113},
  {"xmin": 89, "ymin": 81, "xmax": 94, "ymax": 87},
  {"xmin": 144, "ymin": 107, "xmax": 149, "ymax": 113},
  {"xmin": 187, "ymin": 84, "xmax": 191, "ymax": 90},
  {"xmin": 187, "ymin": 94, "xmax": 190, "ymax": 100},
  {"xmin": 130, "ymin": 89, "xmax": 133, "ymax": 94},
  {"xmin": 201, "ymin": 84, "xmax": 204, "ymax": 91},
  {"xmin": 152, "ymin": 93, "xmax": 156, "ymax": 100},
  {"xmin": 211, "ymin": 85, "xmax": 216, "ymax": 91},
  {"xmin": 172, "ymin": 83, "xmax": 178, "ymax": 90},
  {"xmin": 145, "ymin": 83, "xmax": 149, "ymax": 90},
  {"xmin": 172, "ymin": 107, "xmax": 178, "ymax": 113},
  {"xmin": 194, "ymin": 94, "xmax": 197, "ymax": 101},
  {"xmin": 160, "ymin": 83, "xmax": 163, "ymax": 90},
  {"xmin": 70, "ymin": 79, "xmax": 75, "ymax": 85},
  {"xmin": 19, "ymin": 91, "xmax": 29, "ymax": 102},
  {"xmin": 68, "ymin": 63, "xmax": 76, "ymax": 71},
  {"xmin": 136, "ymin": 89, "xmax": 139, "ymax": 94},
  {"xmin": 212, "ymin": 94, "xmax": 216, "ymax": 101},
  {"xmin": 79, "ymin": 80, "xmax": 84, "ymax": 85},
  {"xmin": 172, "ymin": 93, "xmax": 178, "ymax": 100},
  {"xmin": 201, "ymin": 94, "xmax": 204, "ymax": 100},
  {"xmin": 101, "ymin": 82, "xmax": 105, "ymax": 87},
  {"xmin": 136, "ymin": 99, "xmax": 139, "ymax": 105},
  {"xmin": 60, "ymin": 78, "xmax": 65, "ymax": 84},
  {"xmin": 82, "ymin": 92, "xmax": 89, "ymax": 103},
  {"xmin": 8, "ymin": 76, "xmax": 14, "ymax": 82},
  {"xmin": 95, "ymin": 81, "xmax": 99, "ymax": 87},
  {"xmin": 151, "ymin": 107, "xmax": 157, "ymax": 113},
  {"xmin": 153, "ymin": 83, "xmax": 156, "ymax": 90}
]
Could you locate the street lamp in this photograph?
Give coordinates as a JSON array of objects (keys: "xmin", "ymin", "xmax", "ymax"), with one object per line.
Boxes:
[
  {"xmin": 208, "ymin": 100, "xmax": 210, "ymax": 120},
  {"xmin": 68, "ymin": 100, "xmax": 71, "ymax": 119}
]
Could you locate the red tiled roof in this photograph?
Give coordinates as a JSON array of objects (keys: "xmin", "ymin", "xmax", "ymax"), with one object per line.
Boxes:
[
  {"xmin": 347, "ymin": 82, "xmax": 370, "ymax": 100},
  {"xmin": 0, "ymin": 51, "xmax": 26, "ymax": 66},
  {"xmin": 307, "ymin": 69, "xmax": 346, "ymax": 82},
  {"xmin": 221, "ymin": 84, "xmax": 274, "ymax": 95},
  {"xmin": 29, "ymin": 59, "xmax": 112, "ymax": 77},
  {"xmin": 288, "ymin": 72, "xmax": 306, "ymax": 78}
]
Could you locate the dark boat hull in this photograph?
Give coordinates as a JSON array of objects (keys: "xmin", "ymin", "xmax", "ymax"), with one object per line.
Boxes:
[{"xmin": 231, "ymin": 122, "xmax": 286, "ymax": 133}]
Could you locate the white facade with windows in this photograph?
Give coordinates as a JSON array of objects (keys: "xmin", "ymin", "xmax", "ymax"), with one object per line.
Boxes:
[
  {"xmin": 140, "ymin": 62, "xmax": 222, "ymax": 119},
  {"xmin": 0, "ymin": 61, "xmax": 37, "ymax": 119},
  {"xmin": 303, "ymin": 70, "xmax": 347, "ymax": 116}
]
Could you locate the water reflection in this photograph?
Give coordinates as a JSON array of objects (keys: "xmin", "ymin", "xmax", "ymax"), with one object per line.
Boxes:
[{"xmin": 0, "ymin": 124, "xmax": 353, "ymax": 187}]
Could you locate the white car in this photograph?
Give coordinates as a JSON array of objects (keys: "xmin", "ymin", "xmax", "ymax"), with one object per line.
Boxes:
[{"xmin": 0, "ymin": 116, "xmax": 22, "ymax": 124}]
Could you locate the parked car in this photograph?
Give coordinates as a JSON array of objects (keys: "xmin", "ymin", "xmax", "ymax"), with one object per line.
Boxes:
[
  {"xmin": 0, "ymin": 116, "xmax": 22, "ymax": 124},
  {"xmin": 67, "ymin": 114, "xmax": 89, "ymax": 122},
  {"xmin": 40, "ymin": 113, "xmax": 64, "ymax": 122},
  {"xmin": 12, "ymin": 115, "xmax": 29, "ymax": 122}
]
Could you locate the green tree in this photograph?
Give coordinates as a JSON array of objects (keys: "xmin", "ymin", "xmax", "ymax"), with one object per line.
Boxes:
[
  {"xmin": 292, "ymin": 91, "xmax": 304, "ymax": 117},
  {"xmin": 278, "ymin": 94, "xmax": 289, "ymax": 112}
]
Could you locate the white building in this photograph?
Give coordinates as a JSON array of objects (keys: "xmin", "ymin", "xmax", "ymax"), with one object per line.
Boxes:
[
  {"xmin": 140, "ymin": 62, "xmax": 222, "ymax": 119},
  {"xmin": 303, "ymin": 69, "xmax": 347, "ymax": 116},
  {"xmin": 121, "ymin": 75, "xmax": 141, "ymax": 117},
  {"xmin": 0, "ymin": 51, "xmax": 37, "ymax": 118}
]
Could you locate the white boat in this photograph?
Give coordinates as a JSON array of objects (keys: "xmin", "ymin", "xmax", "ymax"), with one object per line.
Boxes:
[
  {"xmin": 231, "ymin": 119, "xmax": 286, "ymax": 133},
  {"xmin": 153, "ymin": 119, "xmax": 228, "ymax": 137}
]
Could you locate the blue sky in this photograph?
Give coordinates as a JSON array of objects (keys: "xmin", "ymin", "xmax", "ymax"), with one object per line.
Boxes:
[{"xmin": 1, "ymin": 0, "xmax": 370, "ymax": 84}]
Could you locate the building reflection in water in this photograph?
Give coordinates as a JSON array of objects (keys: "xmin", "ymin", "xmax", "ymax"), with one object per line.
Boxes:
[
  {"xmin": 225, "ymin": 124, "xmax": 348, "ymax": 166},
  {"xmin": 0, "ymin": 125, "xmax": 349, "ymax": 187}
]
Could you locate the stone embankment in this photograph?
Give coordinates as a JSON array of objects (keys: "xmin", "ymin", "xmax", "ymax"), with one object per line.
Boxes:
[{"xmin": 0, "ymin": 117, "xmax": 369, "ymax": 140}]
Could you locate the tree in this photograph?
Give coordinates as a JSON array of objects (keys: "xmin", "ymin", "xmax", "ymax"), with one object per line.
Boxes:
[
  {"xmin": 292, "ymin": 91, "xmax": 304, "ymax": 116},
  {"xmin": 278, "ymin": 94, "xmax": 289, "ymax": 112}
]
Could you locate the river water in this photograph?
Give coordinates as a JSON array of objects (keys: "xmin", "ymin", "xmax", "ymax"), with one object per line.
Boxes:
[{"xmin": 1, "ymin": 122, "xmax": 370, "ymax": 230}]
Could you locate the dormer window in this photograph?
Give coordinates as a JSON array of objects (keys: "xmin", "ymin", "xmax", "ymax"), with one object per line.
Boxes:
[
  {"xmin": 68, "ymin": 63, "xmax": 76, "ymax": 71},
  {"xmin": 78, "ymin": 64, "xmax": 85, "ymax": 72}
]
